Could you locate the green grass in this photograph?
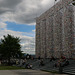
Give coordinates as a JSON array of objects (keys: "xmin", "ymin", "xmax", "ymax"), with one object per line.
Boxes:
[{"xmin": 0, "ymin": 66, "xmax": 25, "ymax": 70}]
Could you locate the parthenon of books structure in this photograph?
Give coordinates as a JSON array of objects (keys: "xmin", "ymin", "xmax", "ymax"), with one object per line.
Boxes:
[{"xmin": 36, "ymin": 0, "xmax": 75, "ymax": 58}]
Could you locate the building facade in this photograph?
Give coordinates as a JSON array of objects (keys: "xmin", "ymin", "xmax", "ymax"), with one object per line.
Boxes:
[{"xmin": 36, "ymin": 0, "xmax": 75, "ymax": 58}]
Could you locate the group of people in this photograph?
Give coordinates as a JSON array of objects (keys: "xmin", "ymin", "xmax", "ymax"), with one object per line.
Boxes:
[
  {"xmin": 15, "ymin": 54, "xmax": 34, "ymax": 69},
  {"xmin": 38, "ymin": 55, "xmax": 69, "ymax": 68},
  {"xmin": 54, "ymin": 56, "xmax": 69, "ymax": 68},
  {"xmin": 21, "ymin": 58, "xmax": 33, "ymax": 69},
  {"xmin": 25, "ymin": 63, "xmax": 32, "ymax": 69},
  {"xmin": 39, "ymin": 59, "xmax": 45, "ymax": 66}
]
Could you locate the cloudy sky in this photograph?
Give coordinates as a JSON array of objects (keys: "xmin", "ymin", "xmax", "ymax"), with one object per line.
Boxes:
[{"xmin": 0, "ymin": 0, "xmax": 60, "ymax": 54}]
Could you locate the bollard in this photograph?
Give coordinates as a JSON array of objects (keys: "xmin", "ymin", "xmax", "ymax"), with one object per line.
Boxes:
[{"xmin": 59, "ymin": 63, "xmax": 63, "ymax": 74}]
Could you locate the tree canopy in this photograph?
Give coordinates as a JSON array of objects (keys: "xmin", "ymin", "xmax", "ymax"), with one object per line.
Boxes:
[{"xmin": 0, "ymin": 34, "xmax": 23, "ymax": 61}]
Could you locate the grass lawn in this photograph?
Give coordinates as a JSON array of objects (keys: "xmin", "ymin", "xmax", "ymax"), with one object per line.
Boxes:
[{"xmin": 0, "ymin": 65, "xmax": 25, "ymax": 70}]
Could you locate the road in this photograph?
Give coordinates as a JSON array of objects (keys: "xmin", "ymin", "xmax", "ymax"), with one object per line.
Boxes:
[{"xmin": 0, "ymin": 69, "xmax": 67, "ymax": 75}]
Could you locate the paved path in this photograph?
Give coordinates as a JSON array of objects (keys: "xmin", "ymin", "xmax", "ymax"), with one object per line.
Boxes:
[{"xmin": 0, "ymin": 69, "xmax": 67, "ymax": 75}]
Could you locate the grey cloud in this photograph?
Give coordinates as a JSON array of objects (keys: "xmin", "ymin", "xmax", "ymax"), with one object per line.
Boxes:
[
  {"xmin": 0, "ymin": 0, "xmax": 22, "ymax": 14},
  {"xmin": 0, "ymin": 0, "xmax": 60, "ymax": 25},
  {"xmin": 0, "ymin": 0, "xmax": 22, "ymax": 8},
  {"xmin": 21, "ymin": 38, "xmax": 35, "ymax": 54}
]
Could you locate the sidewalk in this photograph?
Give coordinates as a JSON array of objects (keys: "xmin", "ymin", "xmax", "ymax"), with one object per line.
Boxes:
[{"xmin": 0, "ymin": 69, "xmax": 68, "ymax": 75}]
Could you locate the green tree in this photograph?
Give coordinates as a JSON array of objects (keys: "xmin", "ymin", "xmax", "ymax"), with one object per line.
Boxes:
[{"xmin": 0, "ymin": 34, "xmax": 23, "ymax": 64}]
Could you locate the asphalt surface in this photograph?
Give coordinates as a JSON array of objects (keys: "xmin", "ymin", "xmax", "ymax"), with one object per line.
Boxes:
[{"xmin": 0, "ymin": 69, "xmax": 67, "ymax": 75}]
